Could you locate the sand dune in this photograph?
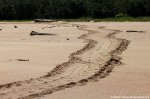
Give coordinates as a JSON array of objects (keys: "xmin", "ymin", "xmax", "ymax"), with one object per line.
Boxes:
[{"xmin": 0, "ymin": 22, "xmax": 149, "ymax": 99}]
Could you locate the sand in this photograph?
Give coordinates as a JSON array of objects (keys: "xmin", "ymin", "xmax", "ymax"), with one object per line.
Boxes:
[
  {"xmin": 0, "ymin": 22, "xmax": 86, "ymax": 84},
  {"xmin": 0, "ymin": 22, "xmax": 149, "ymax": 99}
]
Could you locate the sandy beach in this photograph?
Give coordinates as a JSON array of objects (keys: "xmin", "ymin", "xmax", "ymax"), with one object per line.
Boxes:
[{"xmin": 0, "ymin": 22, "xmax": 149, "ymax": 99}]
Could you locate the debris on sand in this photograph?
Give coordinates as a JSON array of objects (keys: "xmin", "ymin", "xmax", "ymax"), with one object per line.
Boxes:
[
  {"xmin": 126, "ymin": 30, "xmax": 146, "ymax": 33},
  {"xmin": 72, "ymin": 24, "xmax": 80, "ymax": 28},
  {"xmin": 0, "ymin": 26, "xmax": 2, "ymax": 30},
  {"xmin": 67, "ymin": 38, "xmax": 70, "ymax": 40},
  {"xmin": 34, "ymin": 19, "xmax": 55, "ymax": 23},
  {"xmin": 42, "ymin": 26, "xmax": 56, "ymax": 29},
  {"xmin": 8, "ymin": 59, "xmax": 12, "ymax": 61},
  {"xmin": 17, "ymin": 59, "xmax": 29, "ymax": 62},
  {"xmin": 76, "ymin": 25, "xmax": 80, "ymax": 28},
  {"xmin": 14, "ymin": 26, "xmax": 18, "ymax": 28},
  {"xmin": 30, "ymin": 31, "xmax": 56, "ymax": 36}
]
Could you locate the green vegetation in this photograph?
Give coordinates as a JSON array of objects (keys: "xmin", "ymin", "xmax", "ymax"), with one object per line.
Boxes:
[
  {"xmin": 59, "ymin": 17, "xmax": 150, "ymax": 22},
  {"xmin": 0, "ymin": 0, "xmax": 150, "ymax": 20},
  {"xmin": 1, "ymin": 17, "xmax": 150, "ymax": 22}
]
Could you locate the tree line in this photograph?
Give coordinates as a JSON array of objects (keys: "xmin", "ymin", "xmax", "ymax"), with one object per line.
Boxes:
[{"xmin": 0, "ymin": 0, "xmax": 150, "ymax": 20}]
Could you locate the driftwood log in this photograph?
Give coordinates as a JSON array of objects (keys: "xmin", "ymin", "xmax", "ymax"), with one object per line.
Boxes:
[
  {"xmin": 126, "ymin": 30, "xmax": 145, "ymax": 33},
  {"xmin": 30, "ymin": 31, "xmax": 56, "ymax": 36},
  {"xmin": 35, "ymin": 19, "xmax": 55, "ymax": 23},
  {"xmin": 42, "ymin": 26, "xmax": 56, "ymax": 29},
  {"xmin": 17, "ymin": 59, "xmax": 29, "ymax": 62}
]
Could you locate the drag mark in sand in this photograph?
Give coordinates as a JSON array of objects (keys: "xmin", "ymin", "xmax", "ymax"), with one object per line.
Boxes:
[{"xmin": 0, "ymin": 23, "xmax": 130, "ymax": 99}]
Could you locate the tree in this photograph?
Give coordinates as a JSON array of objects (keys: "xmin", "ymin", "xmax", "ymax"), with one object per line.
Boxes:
[{"xmin": 0, "ymin": 0, "xmax": 150, "ymax": 19}]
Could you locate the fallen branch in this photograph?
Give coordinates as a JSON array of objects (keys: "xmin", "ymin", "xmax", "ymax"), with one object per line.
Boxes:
[
  {"xmin": 30, "ymin": 31, "xmax": 56, "ymax": 36},
  {"xmin": 126, "ymin": 30, "xmax": 145, "ymax": 33},
  {"xmin": 42, "ymin": 26, "xmax": 56, "ymax": 29},
  {"xmin": 17, "ymin": 59, "xmax": 29, "ymax": 62}
]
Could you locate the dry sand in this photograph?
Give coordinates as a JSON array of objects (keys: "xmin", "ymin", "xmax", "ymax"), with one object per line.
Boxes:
[{"xmin": 0, "ymin": 22, "xmax": 149, "ymax": 99}]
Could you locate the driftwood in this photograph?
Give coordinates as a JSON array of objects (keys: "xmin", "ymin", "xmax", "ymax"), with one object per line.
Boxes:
[
  {"xmin": 30, "ymin": 31, "xmax": 56, "ymax": 36},
  {"xmin": 126, "ymin": 30, "xmax": 145, "ymax": 33},
  {"xmin": 17, "ymin": 59, "xmax": 29, "ymax": 62},
  {"xmin": 42, "ymin": 26, "xmax": 56, "ymax": 29},
  {"xmin": 35, "ymin": 19, "xmax": 55, "ymax": 23}
]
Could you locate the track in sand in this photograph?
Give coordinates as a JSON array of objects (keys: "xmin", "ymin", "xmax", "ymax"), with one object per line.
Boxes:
[{"xmin": 0, "ymin": 23, "xmax": 130, "ymax": 99}]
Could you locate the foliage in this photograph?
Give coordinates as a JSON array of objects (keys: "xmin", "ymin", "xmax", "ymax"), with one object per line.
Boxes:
[{"xmin": 0, "ymin": 0, "xmax": 149, "ymax": 19}]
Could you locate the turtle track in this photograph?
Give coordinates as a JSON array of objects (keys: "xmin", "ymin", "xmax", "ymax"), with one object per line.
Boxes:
[{"xmin": 0, "ymin": 24, "xmax": 130, "ymax": 99}]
